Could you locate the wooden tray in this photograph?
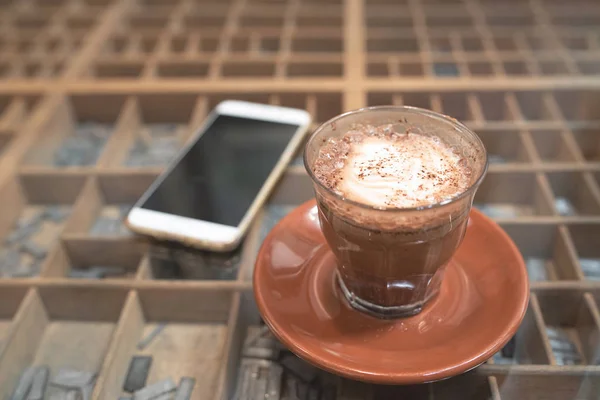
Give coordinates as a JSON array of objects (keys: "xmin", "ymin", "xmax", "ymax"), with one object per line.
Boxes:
[{"xmin": 1, "ymin": 0, "xmax": 600, "ymax": 399}]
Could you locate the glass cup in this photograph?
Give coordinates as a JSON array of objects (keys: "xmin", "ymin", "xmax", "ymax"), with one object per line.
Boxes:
[{"xmin": 304, "ymin": 106, "xmax": 488, "ymax": 319}]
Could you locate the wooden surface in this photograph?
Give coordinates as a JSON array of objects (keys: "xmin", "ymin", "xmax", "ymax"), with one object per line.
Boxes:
[{"xmin": 0, "ymin": 0, "xmax": 600, "ymax": 398}]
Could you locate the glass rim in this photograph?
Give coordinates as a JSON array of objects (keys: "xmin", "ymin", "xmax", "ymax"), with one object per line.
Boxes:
[{"xmin": 303, "ymin": 105, "xmax": 489, "ymax": 212}]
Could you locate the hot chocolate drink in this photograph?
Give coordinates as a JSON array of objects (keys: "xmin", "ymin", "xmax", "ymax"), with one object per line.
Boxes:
[{"xmin": 305, "ymin": 107, "xmax": 487, "ymax": 318}]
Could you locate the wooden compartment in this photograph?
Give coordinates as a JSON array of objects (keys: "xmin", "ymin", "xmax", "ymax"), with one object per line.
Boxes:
[
  {"xmin": 291, "ymin": 36, "xmax": 343, "ymax": 53},
  {"xmin": 93, "ymin": 61, "xmax": 145, "ymax": 78},
  {"xmin": 553, "ymin": 90, "xmax": 600, "ymax": 122},
  {"xmin": 570, "ymin": 128, "xmax": 600, "ymax": 162},
  {"xmin": 138, "ymin": 34, "xmax": 159, "ymax": 54},
  {"xmin": 367, "ymin": 92, "xmax": 481, "ymax": 122},
  {"xmin": 65, "ymin": 15, "xmax": 98, "ymax": 33},
  {"xmin": 229, "ymin": 36, "xmax": 249, "ymax": 53},
  {"xmin": 536, "ymin": 290, "xmax": 600, "ymax": 365},
  {"xmin": 503, "ymin": 61, "xmax": 532, "ymax": 76},
  {"xmin": 432, "ymin": 61, "xmax": 461, "ymax": 77},
  {"xmin": 14, "ymin": 14, "xmax": 52, "ymax": 31},
  {"xmin": 128, "ymin": 14, "xmax": 170, "ymax": 31},
  {"xmin": 103, "ymin": 35, "xmax": 129, "ymax": 54},
  {"xmin": 551, "ymin": 14, "xmax": 600, "ymax": 28},
  {"xmin": 0, "ymin": 286, "xmax": 28, "ymax": 356},
  {"xmin": 367, "ymin": 62, "xmax": 388, "ymax": 77},
  {"xmin": 399, "ymin": 62, "xmax": 425, "ymax": 77},
  {"xmin": 240, "ymin": 15, "xmax": 285, "ymax": 29},
  {"xmin": 367, "ymin": 36, "xmax": 420, "ymax": 53},
  {"xmin": 539, "ymin": 60, "xmax": 570, "ymax": 76},
  {"xmin": 481, "ymin": 2, "xmax": 533, "ymax": 26},
  {"xmin": 494, "ymin": 371, "xmax": 600, "ymax": 400},
  {"xmin": 183, "ymin": 13, "xmax": 228, "ymax": 31},
  {"xmin": 500, "ymin": 224, "xmax": 580, "ymax": 281},
  {"xmin": 476, "ymin": 129, "xmax": 531, "ymax": 164},
  {"xmin": 461, "ymin": 36, "xmax": 485, "ymax": 53},
  {"xmin": 426, "ymin": 15, "xmax": 474, "ymax": 29},
  {"xmin": 0, "ymin": 63, "xmax": 13, "ymax": 79},
  {"xmin": 95, "ymin": 288, "xmax": 232, "ymax": 399},
  {"xmin": 170, "ymin": 34, "xmax": 192, "ymax": 54},
  {"xmin": 428, "ymin": 37, "xmax": 453, "ymax": 54},
  {"xmin": 366, "ymin": 13, "xmax": 413, "ymax": 30},
  {"xmin": 477, "ymin": 92, "xmax": 518, "ymax": 122},
  {"xmin": 559, "ymin": 34, "xmax": 590, "ymax": 52},
  {"xmin": 102, "ymin": 32, "xmax": 160, "ymax": 56},
  {"xmin": 286, "ymin": 61, "xmax": 343, "ymax": 77},
  {"xmin": 473, "ymin": 173, "xmax": 554, "ymax": 218},
  {"xmin": 222, "ymin": 61, "xmax": 276, "ymax": 78},
  {"xmin": 513, "ymin": 92, "xmax": 556, "ymax": 121},
  {"xmin": 0, "ymin": 173, "xmax": 86, "ymax": 278},
  {"xmin": 529, "ymin": 130, "xmax": 579, "ymax": 162},
  {"xmin": 157, "ymin": 61, "xmax": 210, "ymax": 78},
  {"xmin": 491, "ymin": 34, "xmax": 518, "ymax": 52},
  {"xmin": 198, "ymin": 36, "xmax": 221, "ymax": 53},
  {"xmin": 296, "ymin": 14, "xmax": 343, "ymax": 29},
  {"xmin": 490, "ymin": 302, "xmax": 552, "ymax": 365},
  {"xmin": 102, "ymin": 95, "xmax": 203, "ymax": 169},
  {"xmin": 577, "ymin": 59, "xmax": 600, "ymax": 76},
  {"xmin": 0, "ymin": 95, "xmax": 40, "ymax": 130},
  {"xmin": 0, "ymin": 286, "xmax": 129, "ymax": 398},
  {"xmin": 568, "ymin": 225, "xmax": 600, "ymax": 281},
  {"xmin": 45, "ymin": 240, "xmax": 144, "ymax": 279},
  {"xmin": 546, "ymin": 172, "xmax": 600, "ymax": 216},
  {"xmin": 0, "ymin": 96, "xmax": 31, "ymax": 156},
  {"xmin": 522, "ymin": 34, "xmax": 555, "ymax": 52},
  {"xmin": 65, "ymin": 174, "xmax": 155, "ymax": 238},
  {"xmin": 21, "ymin": 95, "xmax": 128, "ymax": 169}
]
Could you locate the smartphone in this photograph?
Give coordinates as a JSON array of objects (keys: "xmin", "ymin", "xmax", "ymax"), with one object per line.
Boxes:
[{"xmin": 126, "ymin": 100, "xmax": 311, "ymax": 251}]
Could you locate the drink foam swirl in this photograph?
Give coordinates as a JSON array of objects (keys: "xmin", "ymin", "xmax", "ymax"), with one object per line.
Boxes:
[{"xmin": 312, "ymin": 124, "xmax": 472, "ymax": 209}]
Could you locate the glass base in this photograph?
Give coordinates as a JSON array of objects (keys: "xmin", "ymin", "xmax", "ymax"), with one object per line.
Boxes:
[{"xmin": 335, "ymin": 271, "xmax": 438, "ymax": 319}]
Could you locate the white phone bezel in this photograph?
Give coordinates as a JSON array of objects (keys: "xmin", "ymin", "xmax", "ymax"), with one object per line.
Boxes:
[{"xmin": 126, "ymin": 100, "xmax": 311, "ymax": 251}]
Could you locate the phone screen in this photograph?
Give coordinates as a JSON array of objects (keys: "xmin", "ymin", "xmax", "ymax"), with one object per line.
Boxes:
[{"xmin": 140, "ymin": 115, "xmax": 300, "ymax": 226}]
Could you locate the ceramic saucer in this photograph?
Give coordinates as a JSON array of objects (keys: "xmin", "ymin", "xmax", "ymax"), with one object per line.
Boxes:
[{"xmin": 254, "ymin": 200, "xmax": 529, "ymax": 384}]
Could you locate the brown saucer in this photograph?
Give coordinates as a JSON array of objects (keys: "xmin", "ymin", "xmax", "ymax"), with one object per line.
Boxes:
[{"xmin": 254, "ymin": 200, "xmax": 529, "ymax": 384}]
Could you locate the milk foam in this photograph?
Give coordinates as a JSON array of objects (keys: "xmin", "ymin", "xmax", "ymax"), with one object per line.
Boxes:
[{"xmin": 314, "ymin": 127, "xmax": 471, "ymax": 209}]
